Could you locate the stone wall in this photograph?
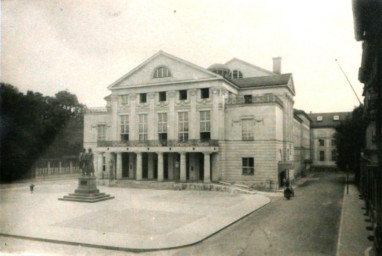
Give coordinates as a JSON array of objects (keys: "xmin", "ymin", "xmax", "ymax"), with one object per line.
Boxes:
[{"xmin": 219, "ymin": 140, "xmax": 278, "ymax": 189}]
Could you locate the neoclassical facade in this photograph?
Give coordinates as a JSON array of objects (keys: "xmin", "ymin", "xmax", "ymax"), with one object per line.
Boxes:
[{"xmin": 84, "ymin": 51, "xmax": 299, "ymax": 189}]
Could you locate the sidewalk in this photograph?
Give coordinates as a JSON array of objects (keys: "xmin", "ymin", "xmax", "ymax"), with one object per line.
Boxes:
[{"xmin": 337, "ymin": 183, "xmax": 374, "ymax": 256}]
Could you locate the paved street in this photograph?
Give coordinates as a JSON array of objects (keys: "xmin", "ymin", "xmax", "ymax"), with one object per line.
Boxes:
[
  {"xmin": 167, "ymin": 172, "xmax": 346, "ymax": 256},
  {"xmin": 1, "ymin": 172, "xmax": 345, "ymax": 256}
]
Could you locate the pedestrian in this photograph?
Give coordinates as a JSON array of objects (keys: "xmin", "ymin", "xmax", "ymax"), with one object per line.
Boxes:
[{"xmin": 30, "ymin": 184, "xmax": 35, "ymax": 193}]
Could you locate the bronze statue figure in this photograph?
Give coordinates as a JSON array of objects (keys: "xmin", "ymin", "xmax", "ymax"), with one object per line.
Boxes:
[
  {"xmin": 84, "ymin": 148, "xmax": 95, "ymax": 176},
  {"xmin": 79, "ymin": 148, "xmax": 86, "ymax": 176}
]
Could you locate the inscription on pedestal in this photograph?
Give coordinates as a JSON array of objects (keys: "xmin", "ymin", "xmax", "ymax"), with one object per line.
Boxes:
[{"xmin": 80, "ymin": 180, "xmax": 87, "ymax": 185}]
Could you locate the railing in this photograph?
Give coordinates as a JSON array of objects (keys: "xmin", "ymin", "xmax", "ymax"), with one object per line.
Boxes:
[
  {"xmin": 98, "ymin": 139, "xmax": 219, "ymax": 147},
  {"xmin": 225, "ymin": 94, "xmax": 284, "ymax": 107},
  {"xmin": 360, "ymin": 163, "xmax": 382, "ymax": 252}
]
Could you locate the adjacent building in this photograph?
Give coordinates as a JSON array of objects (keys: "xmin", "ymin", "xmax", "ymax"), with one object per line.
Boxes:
[
  {"xmin": 308, "ymin": 112, "xmax": 350, "ymax": 170},
  {"xmin": 353, "ymin": 0, "xmax": 382, "ymax": 253}
]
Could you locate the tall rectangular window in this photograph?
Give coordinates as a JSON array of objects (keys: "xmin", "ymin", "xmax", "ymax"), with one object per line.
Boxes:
[
  {"xmin": 97, "ymin": 124, "xmax": 106, "ymax": 141},
  {"xmin": 178, "ymin": 112, "xmax": 189, "ymax": 142},
  {"xmin": 242, "ymin": 158, "xmax": 254, "ymax": 175},
  {"xmin": 159, "ymin": 91, "xmax": 167, "ymax": 102},
  {"xmin": 201, "ymin": 88, "xmax": 210, "ymax": 99},
  {"xmin": 319, "ymin": 139, "xmax": 325, "ymax": 146},
  {"xmin": 319, "ymin": 151, "xmax": 325, "ymax": 161},
  {"xmin": 120, "ymin": 95, "xmax": 128, "ymax": 105},
  {"xmin": 138, "ymin": 114, "xmax": 148, "ymax": 141},
  {"xmin": 179, "ymin": 90, "xmax": 187, "ymax": 100},
  {"xmin": 120, "ymin": 115, "xmax": 129, "ymax": 141},
  {"xmin": 242, "ymin": 119, "xmax": 254, "ymax": 141},
  {"xmin": 158, "ymin": 113, "xmax": 167, "ymax": 143},
  {"xmin": 200, "ymin": 111, "xmax": 211, "ymax": 141},
  {"xmin": 140, "ymin": 93, "xmax": 147, "ymax": 103}
]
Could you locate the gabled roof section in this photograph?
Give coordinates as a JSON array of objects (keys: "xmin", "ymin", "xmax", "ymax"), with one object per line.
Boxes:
[
  {"xmin": 108, "ymin": 50, "xmax": 221, "ymax": 89},
  {"xmin": 231, "ymin": 73, "xmax": 294, "ymax": 94},
  {"xmin": 225, "ymin": 57, "xmax": 275, "ymax": 75}
]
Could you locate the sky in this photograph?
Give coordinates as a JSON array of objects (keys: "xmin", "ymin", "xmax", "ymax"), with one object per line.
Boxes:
[{"xmin": 1, "ymin": 0, "xmax": 363, "ymax": 113}]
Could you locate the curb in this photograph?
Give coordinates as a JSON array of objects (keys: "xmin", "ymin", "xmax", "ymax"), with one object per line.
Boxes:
[{"xmin": 335, "ymin": 183, "xmax": 347, "ymax": 256}]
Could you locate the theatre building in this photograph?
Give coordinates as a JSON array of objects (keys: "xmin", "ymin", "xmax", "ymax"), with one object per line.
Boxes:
[{"xmin": 84, "ymin": 51, "xmax": 298, "ymax": 189}]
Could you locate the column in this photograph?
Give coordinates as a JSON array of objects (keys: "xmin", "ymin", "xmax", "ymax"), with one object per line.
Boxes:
[
  {"xmin": 211, "ymin": 87, "xmax": 220, "ymax": 140},
  {"xmin": 211, "ymin": 153, "xmax": 218, "ymax": 182},
  {"xmin": 105, "ymin": 152, "xmax": 112, "ymax": 178},
  {"xmin": 97, "ymin": 153, "xmax": 103, "ymax": 178},
  {"xmin": 116, "ymin": 152, "xmax": 122, "ymax": 179},
  {"xmin": 180, "ymin": 152, "xmax": 186, "ymax": 182},
  {"xmin": 168, "ymin": 91, "xmax": 176, "ymax": 140},
  {"xmin": 189, "ymin": 89, "xmax": 197, "ymax": 139},
  {"xmin": 148, "ymin": 93, "xmax": 156, "ymax": 140},
  {"xmin": 128, "ymin": 153, "xmax": 135, "ymax": 178},
  {"xmin": 111, "ymin": 96, "xmax": 119, "ymax": 140},
  {"xmin": 148, "ymin": 153, "xmax": 154, "ymax": 179},
  {"xmin": 204, "ymin": 152, "xmax": 211, "ymax": 183},
  {"xmin": 136, "ymin": 152, "xmax": 142, "ymax": 181},
  {"xmin": 129, "ymin": 94, "xmax": 137, "ymax": 140},
  {"xmin": 168, "ymin": 153, "xmax": 174, "ymax": 180},
  {"xmin": 157, "ymin": 152, "xmax": 164, "ymax": 182}
]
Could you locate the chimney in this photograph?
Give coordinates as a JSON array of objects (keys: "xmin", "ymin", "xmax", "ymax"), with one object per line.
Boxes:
[{"xmin": 272, "ymin": 57, "xmax": 282, "ymax": 74}]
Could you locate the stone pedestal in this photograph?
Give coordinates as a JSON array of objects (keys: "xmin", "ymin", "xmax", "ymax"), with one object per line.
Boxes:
[{"xmin": 59, "ymin": 176, "xmax": 114, "ymax": 203}]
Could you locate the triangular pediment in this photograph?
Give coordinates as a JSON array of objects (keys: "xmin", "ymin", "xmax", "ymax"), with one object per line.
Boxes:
[
  {"xmin": 109, "ymin": 51, "xmax": 219, "ymax": 89},
  {"xmin": 225, "ymin": 58, "xmax": 274, "ymax": 78}
]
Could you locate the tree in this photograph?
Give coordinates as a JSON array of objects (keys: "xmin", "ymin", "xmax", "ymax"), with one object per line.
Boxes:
[
  {"xmin": 334, "ymin": 105, "xmax": 367, "ymax": 185},
  {"xmin": 0, "ymin": 83, "xmax": 85, "ymax": 182}
]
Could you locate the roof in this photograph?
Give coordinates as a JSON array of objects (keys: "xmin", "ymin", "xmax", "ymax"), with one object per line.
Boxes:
[
  {"xmin": 231, "ymin": 74, "xmax": 292, "ymax": 88},
  {"xmin": 308, "ymin": 112, "xmax": 351, "ymax": 128},
  {"xmin": 208, "ymin": 63, "xmax": 230, "ymax": 71},
  {"xmin": 293, "ymin": 114, "xmax": 303, "ymax": 123},
  {"xmin": 108, "ymin": 50, "xmax": 223, "ymax": 90},
  {"xmin": 225, "ymin": 57, "xmax": 275, "ymax": 75},
  {"xmin": 294, "ymin": 109, "xmax": 313, "ymax": 123}
]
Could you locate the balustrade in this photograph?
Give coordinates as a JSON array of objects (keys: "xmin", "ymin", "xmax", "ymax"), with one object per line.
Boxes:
[{"xmin": 98, "ymin": 139, "xmax": 219, "ymax": 147}]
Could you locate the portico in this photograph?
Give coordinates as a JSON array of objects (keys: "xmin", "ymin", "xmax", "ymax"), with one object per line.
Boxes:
[{"xmin": 95, "ymin": 146, "xmax": 218, "ymax": 183}]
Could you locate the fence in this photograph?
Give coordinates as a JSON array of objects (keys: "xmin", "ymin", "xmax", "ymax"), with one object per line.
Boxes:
[
  {"xmin": 32, "ymin": 158, "xmax": 81, "ymax": 179},
  {"xmin": 360, "ymin": 161, "xmax": 382, "ymax": 253}
]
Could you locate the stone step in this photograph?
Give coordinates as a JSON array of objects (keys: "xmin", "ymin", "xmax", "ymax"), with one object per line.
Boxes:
[
  {"xmin": 58, "ymin": 195, "xmax": 115, "ymax": 203},
  {"xmin": 63, "ymin": 194, "xmax": 112, "ymax": 200},
  {"xmin": 68, "ymin": 192, "xmax": 106, "ymax": 197}
]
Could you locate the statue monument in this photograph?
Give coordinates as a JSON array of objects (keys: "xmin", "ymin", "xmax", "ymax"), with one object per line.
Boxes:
[{"xmin": 59, "ymin": 148, "xmax": 114, "ymax": 203}]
